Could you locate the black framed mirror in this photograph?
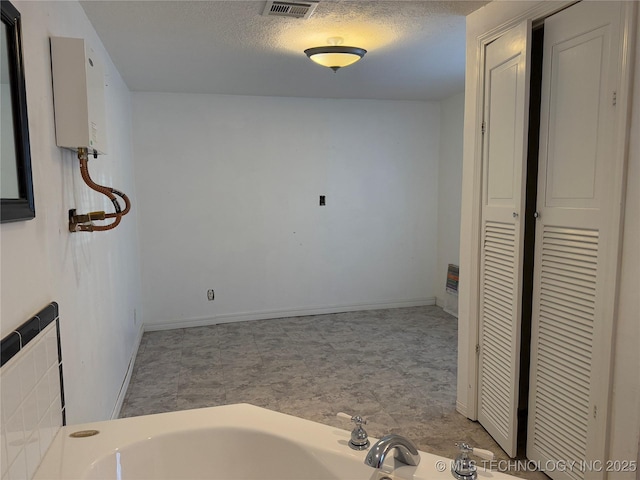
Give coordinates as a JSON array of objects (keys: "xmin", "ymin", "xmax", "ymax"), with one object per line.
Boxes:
[{"xmin": 1, "ymin": 0, "xmax": 34, "ymax": 223}]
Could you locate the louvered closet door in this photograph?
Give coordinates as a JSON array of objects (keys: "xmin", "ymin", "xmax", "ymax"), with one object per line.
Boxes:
[
  {"xmin": 477, "ymin": 21, "xmax": 531, "ymax": 458},
  {"xmin": 527, "ymin": 3, "xmax": 625, "ymax": 480}
]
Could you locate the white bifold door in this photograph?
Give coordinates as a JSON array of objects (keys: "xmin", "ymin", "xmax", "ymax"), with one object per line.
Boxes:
[
  {"xmin": 477, "ymin": 20, "xmax": 531, "ymax": 458},
  {"xmin": 527, "ymin": 3, "xmax": 626, "ymax": 480},
  {"xmin": 477, "ymin": 1, "xmax": 629, "ymax": 472}
]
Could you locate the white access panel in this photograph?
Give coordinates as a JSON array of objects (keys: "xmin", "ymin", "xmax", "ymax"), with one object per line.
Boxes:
[{"xmin": 50, "ymin": 37, "xmax": 107, "ymax": 154}]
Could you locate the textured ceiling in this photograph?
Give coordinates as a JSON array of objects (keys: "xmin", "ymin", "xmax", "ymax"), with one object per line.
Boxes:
[{"xmin": 80, "ymin": 1, "xmax": 488, "ymax": 100}]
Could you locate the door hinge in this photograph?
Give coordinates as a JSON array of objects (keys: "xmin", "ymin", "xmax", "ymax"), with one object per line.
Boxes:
[
  {"xmin": 475, "ymin": 344, "xmax": 480, "ymax": 355},
  {"xmin": 593, "ymin": 405, "xmax": 597, "ymax": 419},
  {"xmin": 612, "ymin": 91, "xmax": 617, "ymax": 106},
  {"xmin": 481, "ymin": 121, "xmax": 486, "ymax": 135}
]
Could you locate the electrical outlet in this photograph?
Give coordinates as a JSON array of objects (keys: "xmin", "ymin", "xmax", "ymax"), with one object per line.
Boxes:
[{"xmin": 207, "ymin": 289, "xmax": 215, "ymax": 301}]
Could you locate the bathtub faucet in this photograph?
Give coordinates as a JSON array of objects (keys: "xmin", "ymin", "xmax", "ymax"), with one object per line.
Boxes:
[{"xmin": 364, "ymin": 434, "xmax": 421, "ymax": 470}]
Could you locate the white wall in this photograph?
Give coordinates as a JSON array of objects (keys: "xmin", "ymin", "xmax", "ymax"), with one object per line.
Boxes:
[
  {"xmin": 435, "ymin": 92, "xmax": 464, "ymax": 313},
  {"xmin": 132, "ymin": 93, "xmax": 440, "ymax": 329},
  {"xmin": 0, "ymin": 1, "xmax": 141, "ymax": 424},
  {"xmin": 458, "ymin": 1, "xmax": 639, "ymax": 469}
]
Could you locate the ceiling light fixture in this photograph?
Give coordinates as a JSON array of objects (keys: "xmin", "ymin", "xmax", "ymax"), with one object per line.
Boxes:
[{"xmin": 304, "ymin": 37, "xmax": 366, "ymax": 72}]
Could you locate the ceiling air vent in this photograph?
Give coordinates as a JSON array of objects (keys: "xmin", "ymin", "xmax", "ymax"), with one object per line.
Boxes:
[{"xmin": 262, "ymin": 1, "xmax": 319, "ymax": 19}]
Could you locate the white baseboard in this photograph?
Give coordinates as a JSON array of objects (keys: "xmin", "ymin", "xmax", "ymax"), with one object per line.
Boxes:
[
  {"xmin": 145, "ymin": 297, "xmax": 437, "ymax": 332},
  {"xmin": 443, "ymin": 308, "xmax": 459, "ymax": 318},
  {"xmin": 111, "ymin": 323, "xmax": 144, "ymax": 420}
]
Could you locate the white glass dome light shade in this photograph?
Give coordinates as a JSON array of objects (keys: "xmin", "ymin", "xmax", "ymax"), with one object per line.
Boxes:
[{"xmin": 304, "ymin": 46, "xmax": 367, "ymax": 72}]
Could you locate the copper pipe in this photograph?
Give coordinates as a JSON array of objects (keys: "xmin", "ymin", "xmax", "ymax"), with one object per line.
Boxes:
[
  {"xmin": 79, "ymin": 155, "xmax": 131, "ymax": 218},
  {"xmin": 73, "ymin": 148, "xmax": 130, "ymax": 232},
  {"xmin": 104, "ymin": 189, "xmax": 131, "ymax": 218}
]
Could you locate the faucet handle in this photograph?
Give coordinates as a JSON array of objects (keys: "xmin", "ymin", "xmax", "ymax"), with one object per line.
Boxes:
[
  {"xmin": 471, "ymin": 447, "xmax": 494, "ymax": 461},
  {"xmin": 452, "ymin": 443, "xmax": 494, "ymax": 480},
  {"xmin": 337, "ymin": 412, "xmax": 370, "ymax": 450},
  {"xmin": 453, "ymin": 443, "xmax": 479, "ymax": 480},
  {"xmin": 337, "ymin": 412, "xmax": 368, "ymax": 426},
  {"xmin": 455, "ymin": 442, "xmax": 473, "ymax": 454},
  {"xmin": 454, "ymin": 443, "xmax": 493, "ymax": 460}
]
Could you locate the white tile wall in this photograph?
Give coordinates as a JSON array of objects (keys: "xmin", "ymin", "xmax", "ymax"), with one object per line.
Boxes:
[{"xmin": 0, "ymin": 323, "xmax": 63, "ymax": 480}]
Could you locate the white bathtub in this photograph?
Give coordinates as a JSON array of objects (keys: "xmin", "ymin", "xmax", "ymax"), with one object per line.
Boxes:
[{"xmin": 33, "ymin": 404, "xmax": 514, "ymax": 480}]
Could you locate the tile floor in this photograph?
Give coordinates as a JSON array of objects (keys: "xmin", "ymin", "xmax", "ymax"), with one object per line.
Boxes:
[{"xmin": 121, "ymin": 306, "xmax": 542, "ymax": 479}]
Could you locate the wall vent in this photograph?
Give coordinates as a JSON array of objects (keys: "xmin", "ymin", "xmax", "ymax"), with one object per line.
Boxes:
[{"xmin": 262, "ymin": 1, "xmax": 319, "ymax": 19}]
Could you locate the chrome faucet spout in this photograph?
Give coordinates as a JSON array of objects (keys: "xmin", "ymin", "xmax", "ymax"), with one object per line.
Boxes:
[{"xmin": 364, "ymin": 434, "xmax": 420, "ymax": 469}]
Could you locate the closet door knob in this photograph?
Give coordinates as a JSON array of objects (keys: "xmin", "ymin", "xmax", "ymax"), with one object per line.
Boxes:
[{"xmin": 533, "ymin": 211, "xmax": 540, "ymax": 219}]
